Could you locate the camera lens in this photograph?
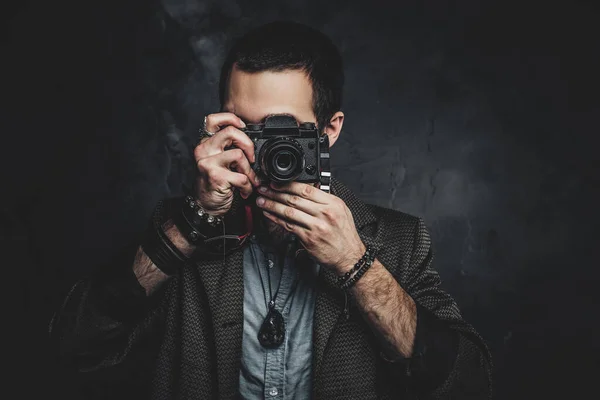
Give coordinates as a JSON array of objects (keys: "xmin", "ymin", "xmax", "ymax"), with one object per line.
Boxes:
[
  {"xmin": 274, "ymin": 151, "xmax": 295, "ymax": 173},
  {"xmin": 259, "ymin": 137, "xmax": 304, "ymax": 182}
]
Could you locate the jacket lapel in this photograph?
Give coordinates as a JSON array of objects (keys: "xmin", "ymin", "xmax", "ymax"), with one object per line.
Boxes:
[
  {"xmin": 312, "ymin": 177, "xmax": 380, "ymax": 389},
  {"xmin": 194, "ymin": 248, "xmax": 245, "ymax": 399}
]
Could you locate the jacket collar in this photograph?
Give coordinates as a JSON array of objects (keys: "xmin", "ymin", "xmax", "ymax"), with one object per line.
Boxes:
[{"xmin": 194, "ymin": 177, "xmax": 379, "ymax": 398}]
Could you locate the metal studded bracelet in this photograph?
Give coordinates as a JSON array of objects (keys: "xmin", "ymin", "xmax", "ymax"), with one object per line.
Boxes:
[{"xmin": 174, "ymin": 195, "xmax": 225, "ymax": 245}]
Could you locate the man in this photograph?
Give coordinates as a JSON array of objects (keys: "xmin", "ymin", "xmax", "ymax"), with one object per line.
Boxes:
[{"xmin": 50, "ymin": 21, "xmax": 492, "ymax": 399}]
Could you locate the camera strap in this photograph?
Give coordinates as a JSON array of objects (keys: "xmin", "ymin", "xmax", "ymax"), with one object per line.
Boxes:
[{"xmin": 318, "ymin": 133, "xmax": 331, "ymax": 194}]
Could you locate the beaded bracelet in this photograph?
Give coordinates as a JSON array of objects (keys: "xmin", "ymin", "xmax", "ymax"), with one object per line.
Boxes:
[
  {"xmin": 339, "ymin": 256, "xmax": 376, "ymax": 291},
  {"xmin": 338, "ymin": 245, "xmax": 378, "ymax": 320},
  {"xmin": 338, "ymin": 245, "xmax": 377, "ymax": 289},
  {"xmin": 336, "ymin": 245, "xmax": 374, "ymax": 285}
]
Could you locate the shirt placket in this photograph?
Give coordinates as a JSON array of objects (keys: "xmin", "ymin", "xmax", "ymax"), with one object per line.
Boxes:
[{"xmin": 263, "ymin": 245, "xmax": 297, "ymax": 399}]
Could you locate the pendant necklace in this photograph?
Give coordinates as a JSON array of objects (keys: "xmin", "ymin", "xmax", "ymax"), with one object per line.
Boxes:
[{"xmin": 254, "ymin": 243, "xmax": 286, "ymax": 348}]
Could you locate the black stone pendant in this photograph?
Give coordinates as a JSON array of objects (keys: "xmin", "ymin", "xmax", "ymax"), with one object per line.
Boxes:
[{"xmin": 258, "ymin": 306, "xmax": 285, "ymax": 348}]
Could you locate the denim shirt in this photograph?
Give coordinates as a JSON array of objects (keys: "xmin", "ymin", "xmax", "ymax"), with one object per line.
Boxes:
[{"xmin": 239, "ymin": 234, "xmax": 320, "ymax": 399}]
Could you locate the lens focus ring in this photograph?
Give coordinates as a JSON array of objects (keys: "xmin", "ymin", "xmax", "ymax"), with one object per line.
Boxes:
[{"xmin": 259, "ymin": 137, "xmax": 305, "ymax": 182}]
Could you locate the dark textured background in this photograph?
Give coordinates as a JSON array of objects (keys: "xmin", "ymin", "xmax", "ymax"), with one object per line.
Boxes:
[{"xmin": 3, "ymin": 0, "xmax": 599, "ymax": 398}]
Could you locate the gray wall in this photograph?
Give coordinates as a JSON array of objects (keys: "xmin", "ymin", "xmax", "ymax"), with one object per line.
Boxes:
[{"xmin": 3, "ymin": 0, "xmax": 598, "ymax": 398}]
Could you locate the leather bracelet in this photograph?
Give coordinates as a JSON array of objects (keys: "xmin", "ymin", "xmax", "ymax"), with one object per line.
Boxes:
[
  {"xmin": 173, "ymin": 196, "xmax": 207, "ymax": 245},
  {"xmin": 179, "ymin": 195, "xmax": 225, "ymax": 244},
  {"xmin": 172, "ymin": 195, "xmax": 251, "ymax": 257},
  {"xmin": 173, "ymin": 184, "xmax": 226, "ymax": 245},
  {"xmin": 171, "ymin": 184, "xmax": 254, "ymax": 258},
  {"xmin": 141, "ymin": 199, "xmax": 189, "ymax": 276}
]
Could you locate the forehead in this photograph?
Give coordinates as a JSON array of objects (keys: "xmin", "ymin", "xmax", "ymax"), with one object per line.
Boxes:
[{"xmin": 223, "ymin": 66, "xmax": 315, "ymax": 124}]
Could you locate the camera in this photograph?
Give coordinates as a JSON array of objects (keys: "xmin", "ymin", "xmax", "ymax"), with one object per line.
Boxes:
[{"xmin": 241, "ymin": 114, "xmax": 331, "ymax": 193}]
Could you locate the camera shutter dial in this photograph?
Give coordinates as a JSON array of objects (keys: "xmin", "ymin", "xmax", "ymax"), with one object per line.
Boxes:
[{"xmin": 299, "ymin": 122, "xmax": 316, "ymax": 130}]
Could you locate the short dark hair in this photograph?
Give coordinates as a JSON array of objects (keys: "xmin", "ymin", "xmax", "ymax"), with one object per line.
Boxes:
[{"xmin": 219, "ymin": 21, "xmax": 344, "ymax": 131}]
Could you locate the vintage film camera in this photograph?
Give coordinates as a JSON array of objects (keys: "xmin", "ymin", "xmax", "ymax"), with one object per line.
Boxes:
[{"xmin": 241, "ymin": 114, "xmax": 331, "ymax": 193}]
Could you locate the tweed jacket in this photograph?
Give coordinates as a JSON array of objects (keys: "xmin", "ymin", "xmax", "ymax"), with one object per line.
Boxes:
[{"xmin": 50, "ymin": 178, "xmax": 492, "ymax": 399}]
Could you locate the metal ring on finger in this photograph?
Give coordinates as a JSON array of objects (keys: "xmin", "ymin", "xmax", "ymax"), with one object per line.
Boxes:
[
  {"xmin": 199, "ymin": 115, "xmax": 217, "ymax": 142},
  {"xmin": 198, "ymin": 128, "xmax": 216, "ymax": 142}
]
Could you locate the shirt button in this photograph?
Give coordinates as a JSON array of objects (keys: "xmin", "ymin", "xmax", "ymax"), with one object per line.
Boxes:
[{"xmin": 268, "ymin": 387, "xmax": 278, "ymax": 396}]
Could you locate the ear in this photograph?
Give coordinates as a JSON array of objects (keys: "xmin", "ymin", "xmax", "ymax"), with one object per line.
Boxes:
[{"xmin": 323, "ymin": 111, "xmax": 344, "ymax": 147}]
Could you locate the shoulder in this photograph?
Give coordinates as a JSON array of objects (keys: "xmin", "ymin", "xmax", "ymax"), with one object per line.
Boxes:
[
  {"xmin": 361, "ymin": 203, "xmax": 433, "ymax": 273},
  {"xmin": 331, "ymin": 177, "xmax": 430, "ymax": 250},
  {"xmin": 366, "ymin": 203, "xmax": 428, "ymax": 242},
  {"xmin": 367, "ymin": 203, "xmax": 421, "ymax": 227}
]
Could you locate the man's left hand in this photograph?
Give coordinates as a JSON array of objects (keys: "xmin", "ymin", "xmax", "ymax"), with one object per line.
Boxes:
[{"xmin": 255, "ymin": 181, "xmax": 366, "ymax": 275}]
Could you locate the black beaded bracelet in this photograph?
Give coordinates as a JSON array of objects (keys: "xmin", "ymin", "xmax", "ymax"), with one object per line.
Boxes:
[
  {"xmin": 336, "ymin": 245, "xmax": 374, "ymax": 285},
  {"xmin": 340, "ymin": 257, "xmax": 375, "ymax": 290},
  {"xmin": 339, "ymin": 246, "xmax": 378, "ymax": 291},
  {"xmin": 339, "ymin": 245, "xmax": 378, "ymax": 320}
]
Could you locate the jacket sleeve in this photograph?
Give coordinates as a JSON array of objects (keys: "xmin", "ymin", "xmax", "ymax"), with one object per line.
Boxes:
[
  {"xmin": 48, "ymin": 239, "xmax": 171, "ymax": 396},
  {"xmin": 387, "ymin": 217, "xmax": 493, "ymax": 399}
]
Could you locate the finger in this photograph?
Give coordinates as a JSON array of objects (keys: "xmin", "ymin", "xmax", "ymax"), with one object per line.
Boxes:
[
  {"xmin": 256, "ymin": 185, "xmax": 320, "ymax": 216},
  {"xmin": 262, "ymin": 210, "xmax": 301, "ymax": 234},
  {"xmin": 204, "ymin": 112, "xmax": 246, "ymax": 133},
  {"xmin": 198, "ymin": 149, "xmax": 260, "ymax": 188},
  {"xmin": 269, "ymin": 181, "xmax": 330, "ymax": 204},
  {"xmin": 256, "ymin": 195, "xmax": 318, "ymax": 230},
  {"xmin": 197, "ymin": 126, "xmax": 256, "ymax": 163},
  {"xmin": 205, "ymin": 168, "xmax": 254, "ymax": 199},
  {"xmin": 221, "ymin": 169, "xmax": 255, "ymax": 198},
  {"xmin": 218, "ymin": 148, "xmax": 261, "ymax": 187}
]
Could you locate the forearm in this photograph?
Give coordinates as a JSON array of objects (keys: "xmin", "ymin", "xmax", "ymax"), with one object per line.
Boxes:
[
  {"xmin": 342, "ymin": 253, "xmax": 466, "ymax": 396},
  {"xmin": 341, "ymin": 241, "xmax": 488, "ymax": 397},
  {"xmin": 342, "ymin": 218, "xmax": 491, "ymax": 397},
  {"xmin": 134, "ymin": 219, "xmax": 195, "ymax": 295},
  {"xmin": 346, "ymin": 255, "xmax": 417, "ymax": 359}
]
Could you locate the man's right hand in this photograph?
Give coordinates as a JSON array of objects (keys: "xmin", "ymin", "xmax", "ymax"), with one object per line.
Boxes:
[{"xmin": 193, "ymin": 112, "xmax": 261, "ymax": 216}]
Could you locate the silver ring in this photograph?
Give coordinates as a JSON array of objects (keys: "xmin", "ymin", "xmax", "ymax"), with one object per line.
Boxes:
[
  {"xmin": 202, "ymin": 116, "xmax": 216, "ymax": 135},
  {"xmin": 198, "ymin": 116, "xmax": 216, "ymax": 142},
  {"xmin": 204, "ymin": 116, "xmax": 215, "ymax": 133}
]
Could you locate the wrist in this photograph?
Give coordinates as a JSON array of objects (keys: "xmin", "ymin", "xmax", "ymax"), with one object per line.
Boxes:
[
  {"xmin": 141, "ymin": 199, "xmax": 190, "ymax": 276},
  {"xmin": 162, "ymin": 219, "xmax": 197, "ymax": 258},
  {"xmin": 133, "ymin": 246, "xmax": 170, "ymax": 295},
  {"xmin": 174, "ymin": 196, "xmax": 226, "ymax": 246},
  {"xmin": 335, "ymin": 242, "xmax": 367, "ymax": 276},
  {"xmin": 192, "ymin": 197, "xmax": 231, "ymax": 217}
]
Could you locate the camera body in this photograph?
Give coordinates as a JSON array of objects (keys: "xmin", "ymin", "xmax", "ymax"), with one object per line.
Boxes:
[{"xmin": 241, "ymin": 114, "xmax": 331, "ymax": 193}]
